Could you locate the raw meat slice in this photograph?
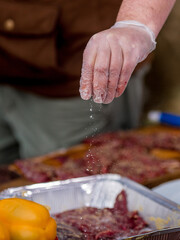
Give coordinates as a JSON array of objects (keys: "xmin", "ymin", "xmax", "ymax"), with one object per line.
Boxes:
[{"xmin": 54, "ymin": 190, "xmax": 148, "ymax": 240}]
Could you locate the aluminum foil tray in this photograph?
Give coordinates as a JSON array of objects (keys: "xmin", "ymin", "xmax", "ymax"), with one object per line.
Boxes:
[{"xmin": 1, "ymin": 174, "xmax": 180, "ymax": 231}]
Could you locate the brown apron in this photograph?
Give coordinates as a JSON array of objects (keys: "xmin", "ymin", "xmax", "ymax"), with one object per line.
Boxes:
[{"xmin": 0, "ymin": 0, "xmax": 122, "ymax": 97}]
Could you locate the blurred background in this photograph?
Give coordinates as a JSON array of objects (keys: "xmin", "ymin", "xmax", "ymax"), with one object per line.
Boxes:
[{"xmin": 0, "ymin": 0, "xmax": 180, "ymax": 193}]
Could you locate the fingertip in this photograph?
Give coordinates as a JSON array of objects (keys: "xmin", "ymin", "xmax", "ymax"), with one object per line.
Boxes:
[
  {"xmin": 115, "ymin": 87, "xmax": 124, "ymax": 98},
  {"xmin": 115, "ymin": 93, "xmax": 121, "ymax": 98},
  {"xmin": 93, "ymin": 88, "xmax": 107, "ymax": 103},
  {"xmin": 80, "ymin": 88, "xmax": 91, "ymax": 100},
  {"xmin": 103, "ymin": 90, "xmax": 115, "ymax": 104},
  {"xmin": 103, "ymin": 98, "xmax": 114, "ymax": 104},
  {"xmin": 93, "ymin": 95, "xmax": 103, "ymax": 104}
]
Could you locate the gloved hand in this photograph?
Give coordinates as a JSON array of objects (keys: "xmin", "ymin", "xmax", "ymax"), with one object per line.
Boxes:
[{"xmin": 80, "ymin": 21, "xmax": 156, "ymax": 104}]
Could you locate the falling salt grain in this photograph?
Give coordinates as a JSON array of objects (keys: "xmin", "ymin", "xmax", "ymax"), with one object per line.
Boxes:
[{"xmin": 85, "ymin": 100, "xmax": 102, "ymax": 173}]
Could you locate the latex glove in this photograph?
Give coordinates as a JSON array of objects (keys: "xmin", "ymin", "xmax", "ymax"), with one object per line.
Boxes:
[{"xmin": 80, "ymin": 21, "xmax": 156, "ymax": 104}]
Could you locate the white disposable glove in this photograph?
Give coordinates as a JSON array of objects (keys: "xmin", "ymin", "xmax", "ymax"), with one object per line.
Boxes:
[{"xmin": 79, "ymin": 21, "xmax": 156, "ymax": 104}]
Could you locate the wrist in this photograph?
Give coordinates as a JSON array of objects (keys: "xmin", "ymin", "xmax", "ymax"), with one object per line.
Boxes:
[{"xmin": 111, "ymin": 20, "xmax": 157, "ymax": 51}]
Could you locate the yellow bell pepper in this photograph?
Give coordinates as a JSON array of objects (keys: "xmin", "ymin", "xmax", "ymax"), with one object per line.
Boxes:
[
  {"xmin": 0, "ymin": 221, "xmax": 10, "ymax": 240},
  {"xmin": 0, "ymin": 198, "xmax": 57, "ymax": 240}
]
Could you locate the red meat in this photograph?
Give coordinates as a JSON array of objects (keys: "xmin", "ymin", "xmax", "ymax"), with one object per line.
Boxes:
[{"xmin": 54, "ymin": 190, "xmax": 148, "ymax": 240}]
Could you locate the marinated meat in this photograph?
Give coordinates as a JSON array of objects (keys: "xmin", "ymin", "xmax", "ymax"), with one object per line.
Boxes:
[
  {"xmin": 83, "ymin": 144, "xmax": 180, "ymax": 183},
  {"xmin": 54, "ymin": 190, "xmax": 148, "ymax": 240},
  {"xmin": 57, "ymin": 222, "xmax": 85, "ymax": 240},
  {"xmin": 15, "ymin": 159, "xmax": 88, "ymax": 183},
  {"xmin": 15, "ymin": 130, "xmax": 180, "ymax": 184},
  {"xmin": 84, "ymin": 131, "xmax": 180, "ymax": 151}
]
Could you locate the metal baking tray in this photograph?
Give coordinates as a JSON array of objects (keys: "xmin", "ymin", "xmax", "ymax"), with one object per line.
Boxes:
[{"xmin": 1, "ymin": 174, "xmax": 180, "ymax": 232}]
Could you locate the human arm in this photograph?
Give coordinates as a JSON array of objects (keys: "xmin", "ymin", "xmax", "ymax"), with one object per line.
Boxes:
[
  {"xmin": 116, "ymin": 0, "xmax": 176, "ymax": 38},
  {"xmin": 79, "ymin": 0, "xmax": 176, "ymax": 104}
]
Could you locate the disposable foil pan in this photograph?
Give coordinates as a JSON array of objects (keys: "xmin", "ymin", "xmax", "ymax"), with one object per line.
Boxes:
[{"xmin": 1, "ymin": 174, "xmax": 180, "ymax": 231}]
